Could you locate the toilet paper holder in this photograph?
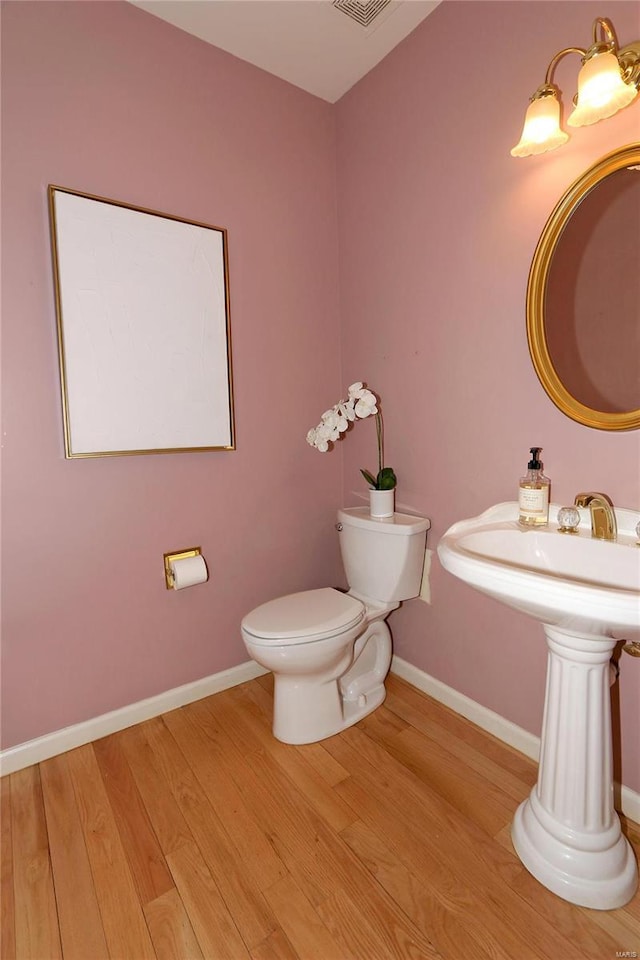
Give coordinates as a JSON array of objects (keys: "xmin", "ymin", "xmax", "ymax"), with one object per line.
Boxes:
[{"xmin": 163, "ymin": 546, "xmax": 202, "ymax": 589}]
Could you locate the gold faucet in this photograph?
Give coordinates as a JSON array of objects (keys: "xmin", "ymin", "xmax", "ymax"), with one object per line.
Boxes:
[{"xmin": 574, "ymin": 492, "xmax": 617, "ymax": 541}]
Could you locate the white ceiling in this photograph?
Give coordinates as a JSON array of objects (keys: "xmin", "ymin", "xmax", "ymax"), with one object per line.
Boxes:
[{"xmin": 129, "ymin": 0, "xmax": 440, "ymax": 102}]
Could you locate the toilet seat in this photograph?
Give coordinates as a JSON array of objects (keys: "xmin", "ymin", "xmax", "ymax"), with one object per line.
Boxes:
[{"xmin": 241, "ymin": 587, "xmax": 364, "ymax": 645}]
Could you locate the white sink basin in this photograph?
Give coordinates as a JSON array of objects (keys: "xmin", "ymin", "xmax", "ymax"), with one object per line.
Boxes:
[
  {"xmin": 438, "ymin": 501, "xmax": 639, "ymax": 910},
  {"xmin": 438, "ymin": 502, "xmax": 640, "ymax": 636}
]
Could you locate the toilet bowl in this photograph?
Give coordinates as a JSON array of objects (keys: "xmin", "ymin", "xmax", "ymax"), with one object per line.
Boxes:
[{"xmin": 241, "ymin": 507, "xmax": 430, "ymax": 744}]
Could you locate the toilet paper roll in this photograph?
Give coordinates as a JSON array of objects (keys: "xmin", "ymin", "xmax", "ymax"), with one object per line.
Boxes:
[{"xmin": 170, "ymin": 554, "xmax": 208, "ymax": 590}]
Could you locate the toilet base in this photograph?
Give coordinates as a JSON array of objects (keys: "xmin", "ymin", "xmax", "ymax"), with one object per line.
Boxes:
[
  {"xmin": 272, "ymin": 675, "xmax": 387, "ymax": 745},
  {"xmin": 342, "ymin": 681, "xmax": 386, "ymax": 726},
  {"xmin": 272, "ymin": 620, "xmax": 392, "ymax": 745}
]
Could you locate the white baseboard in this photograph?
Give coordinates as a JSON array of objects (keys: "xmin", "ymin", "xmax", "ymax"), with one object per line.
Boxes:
[
  {"xmin": 391, "ymin": 655, "xmax": 640, "ymax": 825},
  {"xmin": 0, "ymin": 660, "xmax": 268, "ymax": 776},
  {"xmin": 3, "ymin": 654, "xmax": 639, "ymax": 825}
]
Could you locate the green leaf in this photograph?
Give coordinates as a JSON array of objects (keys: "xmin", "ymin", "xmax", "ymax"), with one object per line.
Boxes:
[
  {"xmin": 377, "ymin": 467, "xmax": 397, "ymax": 490},
  {"xmin": 360, "ymin": 469, "xmax": 378, "ymax": 488}
]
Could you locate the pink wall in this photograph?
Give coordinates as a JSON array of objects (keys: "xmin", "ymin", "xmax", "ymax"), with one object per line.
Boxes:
[
  {"xmin": 336, "ymin": 1, "xmax": 640, "ymax": 791},
  {"xmin": 1, "ymin": 1, "xmax": 345, "ymax": 747}
]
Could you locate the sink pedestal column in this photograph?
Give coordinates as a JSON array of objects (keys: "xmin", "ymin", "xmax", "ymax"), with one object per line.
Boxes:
[{"xmin": 511, "ymin": 625, "xmax": 638, "ymax": 909}]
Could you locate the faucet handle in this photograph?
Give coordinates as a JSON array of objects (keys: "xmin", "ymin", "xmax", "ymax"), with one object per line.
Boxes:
[{"xmin": 558, "ymin": 506, "xmax": 580, "ymax": 533}]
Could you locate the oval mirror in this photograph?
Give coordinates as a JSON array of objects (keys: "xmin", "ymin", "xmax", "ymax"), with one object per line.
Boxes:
[{"xmin": 527, "ymin": 143, "xmax": 640, "ymax": 430}]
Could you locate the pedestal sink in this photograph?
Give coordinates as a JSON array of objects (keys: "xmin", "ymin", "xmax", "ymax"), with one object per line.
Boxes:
[{"xmin": 438, "ymin": 502, "xmax": 640, "ymax": 910}]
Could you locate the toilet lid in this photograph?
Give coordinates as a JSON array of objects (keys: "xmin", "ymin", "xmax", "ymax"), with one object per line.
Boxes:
[{"xmin": 241, "ymin": 588, "xmax": 364, "ymax": 645}]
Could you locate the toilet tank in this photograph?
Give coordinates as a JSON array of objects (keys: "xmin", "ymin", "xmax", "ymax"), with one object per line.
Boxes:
[{"xmin": 337, "ymin": 507, "xmax": 430, "ymax": 602}]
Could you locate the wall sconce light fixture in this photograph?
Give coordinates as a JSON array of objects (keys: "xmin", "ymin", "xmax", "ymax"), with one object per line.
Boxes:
[{"xmin": 511, "ymin": 17, "xmax": 640, "ymax": 158}]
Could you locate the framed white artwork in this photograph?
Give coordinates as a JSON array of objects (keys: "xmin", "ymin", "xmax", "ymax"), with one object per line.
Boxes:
[{"xmin": 48, "ymin": 185, "xmax": 235, "ymax": 458}]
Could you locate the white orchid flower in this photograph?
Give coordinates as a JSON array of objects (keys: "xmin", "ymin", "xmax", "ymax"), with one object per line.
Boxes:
[
  {"xmin": 330, "ymin": 404, "xmax": 350, "ymax": 432},
  {"xmin": 354, "ymin": 389, "xmax": 378, "ymax": 419},
  {"xmin": 317, "ymin": 410, "xmax": 340, "ymax": 443},
  {"xmin": 348, "ymin": 382, "xmax": 365, "ymax": 400},
  {"xmin": 316, "ymin": 421, "xmax": 337, "ymax": 443},
  {"xmin": 337, "ymin": 400, "xmax": 356, "ymax": 422},
  {"xmin": 321, "ymin": 408, "xmax": 339, "ymax": 428},
  {"xmin": 308, "ymin": 424, "xmax": 330, "ymax": 451},
  {"xmin": 321, "ymin": 404, "xmax": 351, "ymax": 435}
]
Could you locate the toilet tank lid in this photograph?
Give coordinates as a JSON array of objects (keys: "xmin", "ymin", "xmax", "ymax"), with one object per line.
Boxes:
[
  {"xmin": 241, "ymin": 588, "xmax": 364, "ymax": 643},
  {"xmin": 338, "ymin": 507, "xmax": 430, "ymax": 535}
]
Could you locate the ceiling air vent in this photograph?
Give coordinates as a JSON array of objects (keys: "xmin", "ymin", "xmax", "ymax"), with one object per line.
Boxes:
[{"xmin": 332, "ymin": 0, "xmax": 393, "ymax": 29}]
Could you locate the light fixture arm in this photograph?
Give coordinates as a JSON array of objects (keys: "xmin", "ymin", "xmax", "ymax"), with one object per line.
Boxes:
[
  {"xmin": 542, "ymin": 47, "xmax": 586, "ymax": 88},
  {"xmin": 524, "ymin": 47, "xmax": 586, "ymax": 106},
  {"xmin": 593, "ymin": 16, "xmax": 617, "ymax": 46}
]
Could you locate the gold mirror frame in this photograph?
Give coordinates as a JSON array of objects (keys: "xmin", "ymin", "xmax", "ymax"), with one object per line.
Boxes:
[{"xmin": 527, "ymin": 142, "xmax": 640, "ymax": 431}]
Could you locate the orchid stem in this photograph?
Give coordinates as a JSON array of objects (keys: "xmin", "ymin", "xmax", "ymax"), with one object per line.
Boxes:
[{"xmin": 376, "ymin": 411, "xmax": 383, "ymax": 477}]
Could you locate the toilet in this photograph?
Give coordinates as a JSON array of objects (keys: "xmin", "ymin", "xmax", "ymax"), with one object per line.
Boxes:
[{"xmin": 241, "ymin": 506, "xmax": 430, "ymax": 744}]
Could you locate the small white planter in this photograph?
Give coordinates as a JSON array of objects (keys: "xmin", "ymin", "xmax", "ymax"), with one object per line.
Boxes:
[{"xmin": 369, "ymin": 488, "xmax": 395, "ymax": 519}]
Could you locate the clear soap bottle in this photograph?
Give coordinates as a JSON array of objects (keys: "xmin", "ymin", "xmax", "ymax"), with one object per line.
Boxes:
[{"xmin": 518, "ymin": 447, "xmax": 550, "ymax": 526}]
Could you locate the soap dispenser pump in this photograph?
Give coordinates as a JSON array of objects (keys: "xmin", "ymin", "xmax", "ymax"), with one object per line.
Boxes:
[{"xmin": 519, "ymin": 447, "xmax": 550, "ymax": 526}]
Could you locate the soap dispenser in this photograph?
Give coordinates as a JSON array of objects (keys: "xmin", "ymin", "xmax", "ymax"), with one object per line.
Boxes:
[{"xmin": 518, "ymin": 447, "xmax": 550, "ymax": 526}]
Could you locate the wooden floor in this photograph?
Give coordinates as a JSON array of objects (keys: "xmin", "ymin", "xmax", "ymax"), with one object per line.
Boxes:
[{"xmin": 2, "ymin": 674, "xmax": 639, "ymax": 960}]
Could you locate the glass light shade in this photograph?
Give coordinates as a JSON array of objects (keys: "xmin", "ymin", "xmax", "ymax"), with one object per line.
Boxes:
[
  {"xmin": 510, "ymin": 94, "xmax": 569, "ymax": 158},
  {"xmin": 568, "ymin": 50, "xmax": 638, "ymax": 126}
]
